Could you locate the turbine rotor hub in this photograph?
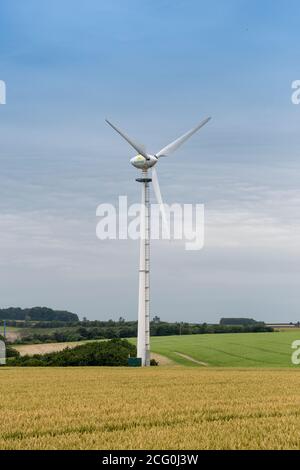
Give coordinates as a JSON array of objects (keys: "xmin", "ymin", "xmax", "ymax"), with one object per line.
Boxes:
[{"xmin": 130, "ymin": 154, "xmax": 158, "ymax": 170}]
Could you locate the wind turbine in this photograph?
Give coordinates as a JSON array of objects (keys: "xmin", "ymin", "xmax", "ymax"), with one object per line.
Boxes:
[{"xmin": 106, "ymin": 117, "xmax": 211, "ymax": 366}]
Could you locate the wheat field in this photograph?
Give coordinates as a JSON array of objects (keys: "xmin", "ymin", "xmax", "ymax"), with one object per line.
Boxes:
[{"xmin": 1, "ymin": 367, "xmax": 300, "ymax": 450}]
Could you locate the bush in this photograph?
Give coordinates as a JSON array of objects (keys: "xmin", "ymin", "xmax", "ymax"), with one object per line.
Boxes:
[
  {"xmin": 6, "ymin": 346, "xmax": 20, "ymax": 358},
  {"xmin": 0, "ymin": 335, "xmax": 20, "ymax": 359},
  {"xmin": 150, "ymin": 358, "xmax": 159, "ymax": 366},
  {"xmin": 9, "ymin": 339, "xmax": 136, "ymax": 367}
]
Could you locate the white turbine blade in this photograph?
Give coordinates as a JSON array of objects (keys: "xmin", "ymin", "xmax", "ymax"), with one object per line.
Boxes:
[
  {"xmin": 152, "ymin": 167, "xmax": 170, "ymax": 239},
  {"xmin": 155, "ymin": 117, "xmax": 211, "ymax": 158},
  {"xmin": 105, "ymin": 119, "xmax": 148, "ymax": 159}
]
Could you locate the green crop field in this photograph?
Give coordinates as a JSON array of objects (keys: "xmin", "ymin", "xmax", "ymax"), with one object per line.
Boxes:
[
  {"xmin": 14, "ymin": 330, "xmax": 300, "ymax": 368},
  {"xmin": 148, "ymin": 331, "xmax": 300, "ymax": 367}
]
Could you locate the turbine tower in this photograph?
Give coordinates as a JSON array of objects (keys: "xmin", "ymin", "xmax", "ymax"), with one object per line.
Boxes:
[{"xmin": 106, "ymin": 117, "xmax": 211, "ymax": 366}]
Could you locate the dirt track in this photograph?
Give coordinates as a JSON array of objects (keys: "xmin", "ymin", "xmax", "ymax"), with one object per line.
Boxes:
[{"xmin": 15, "ymin": 342, "xmax": 83, "ymax": 356}]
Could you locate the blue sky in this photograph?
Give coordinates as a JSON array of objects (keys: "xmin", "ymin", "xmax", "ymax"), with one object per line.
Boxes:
[{"xmin": 0, "ymin": 0, "xmax": 300, "ymax": 322}]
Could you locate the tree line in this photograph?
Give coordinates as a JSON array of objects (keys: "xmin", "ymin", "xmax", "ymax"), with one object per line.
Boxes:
[
  {"xmin": 0, "ymin": 307, "xmax": 78, "ymax": 322},
  {"xmin": 11, "ymin": 321, "xmax": 273, "ymax": 345}
]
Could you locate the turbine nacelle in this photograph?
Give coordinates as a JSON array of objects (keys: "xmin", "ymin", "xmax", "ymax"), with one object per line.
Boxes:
[{"xmin": 130, "ymin": 154, "xmax": 158, "ymax": 170}]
